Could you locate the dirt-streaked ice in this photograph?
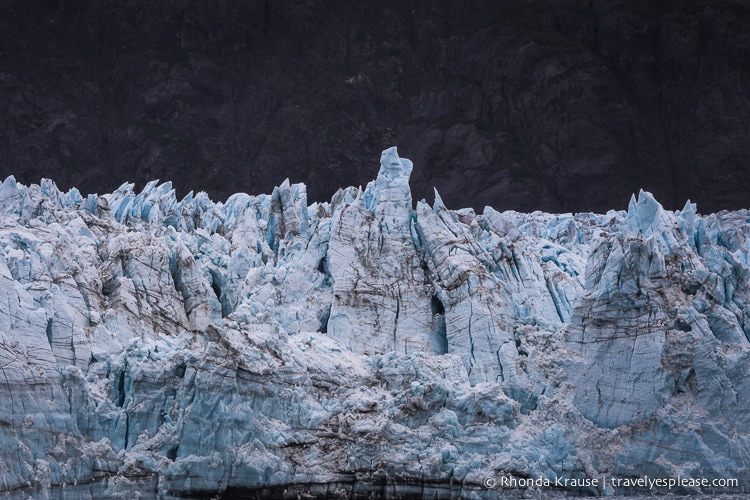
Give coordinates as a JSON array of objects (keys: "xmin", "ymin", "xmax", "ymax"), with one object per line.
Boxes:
[{"xmin": 0, "ymin": 148, "xmax": 748, "ymax": 497}]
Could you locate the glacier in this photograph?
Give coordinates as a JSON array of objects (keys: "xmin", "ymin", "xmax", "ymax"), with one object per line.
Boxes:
[{"xmin": 0, "ymin": 147, "xmax": 749, "ymax": 498}]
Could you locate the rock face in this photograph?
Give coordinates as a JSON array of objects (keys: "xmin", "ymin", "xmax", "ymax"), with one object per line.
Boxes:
[
  {"xmin": 1, "ymin": 0, "xmax": 750, "ymax": 214},
  {"xmin": 0, "ymin": 149, "xmax": 749, "ymax": 498}
]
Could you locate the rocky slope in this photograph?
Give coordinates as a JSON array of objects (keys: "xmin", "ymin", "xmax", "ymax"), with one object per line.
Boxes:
[
  {"xmin": 1, "ymin": 0, "xmax": 749, "ymax": 213},
  {"xmin": 0, "ymin": 148, "xmax": 748, "ymax": 498}
]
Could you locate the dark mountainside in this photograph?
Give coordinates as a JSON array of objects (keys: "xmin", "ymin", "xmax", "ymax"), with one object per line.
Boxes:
[{"xmin": 1, "ymin": 0, "xmax": 748, "ymax": 213}]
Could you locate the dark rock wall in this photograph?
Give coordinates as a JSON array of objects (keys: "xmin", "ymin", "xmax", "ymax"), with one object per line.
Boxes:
[{"xmin": 1, "ymin": 0, "xmax": 748, "ymax": 213}]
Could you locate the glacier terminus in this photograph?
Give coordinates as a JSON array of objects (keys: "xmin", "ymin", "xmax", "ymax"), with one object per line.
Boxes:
[{"xmin": 0, "ymin": 148, "xmax": 749, "ymax": 498}]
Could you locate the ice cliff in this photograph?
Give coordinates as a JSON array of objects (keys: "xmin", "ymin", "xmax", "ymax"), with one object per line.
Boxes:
[{"xmin": 0, "ymin": 148, "xmax": 749, "ymax": 498}]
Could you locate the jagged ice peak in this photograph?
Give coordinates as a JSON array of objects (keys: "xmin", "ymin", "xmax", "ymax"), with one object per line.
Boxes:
[{"xmin": 0, "ymin": 148, "xmax": 748, "ymax": 498}]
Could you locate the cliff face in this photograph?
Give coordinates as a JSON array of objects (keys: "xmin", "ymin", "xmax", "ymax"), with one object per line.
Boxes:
[{"xmin": 1, "ymin": 0, "xmax": 749, "ymax": 213}]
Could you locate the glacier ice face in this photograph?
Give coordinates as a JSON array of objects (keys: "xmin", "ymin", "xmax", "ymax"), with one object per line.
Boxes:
[
  {"xmin": 328, "ymin": 147, "xmax": 438, "ymax": 356},
  {"xmin": 0, "ymin": 150, "xmax": 749, "ymax": 498}
]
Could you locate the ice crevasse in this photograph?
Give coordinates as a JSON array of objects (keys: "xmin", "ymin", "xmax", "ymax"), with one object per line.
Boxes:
[{"xmin": 0, "ymin": 147, "xmax": 749, "ymax": 497}]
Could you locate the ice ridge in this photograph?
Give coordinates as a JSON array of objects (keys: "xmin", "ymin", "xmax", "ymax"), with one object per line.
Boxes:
[{"xmin": 0, "ymin": 148, "xmax": 749, "ymax": 497}]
